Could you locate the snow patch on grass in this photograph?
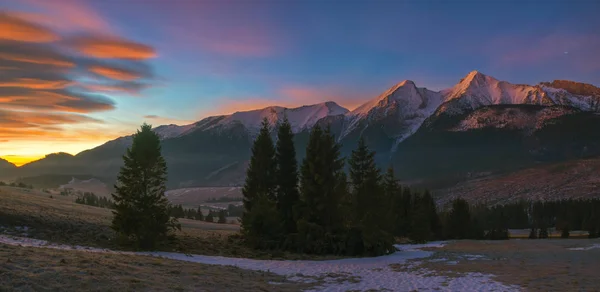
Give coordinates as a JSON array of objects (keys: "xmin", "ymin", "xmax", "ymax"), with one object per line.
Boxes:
[{"xmin": 0, "ymin": 235, "xmax": 519, "ymax": 291}]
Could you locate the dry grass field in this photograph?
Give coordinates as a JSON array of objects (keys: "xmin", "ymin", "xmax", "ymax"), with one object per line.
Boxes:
[
  {"xmin": 0, "ymin": 243, "xmax": 313, "ymax": 292},
  {"xmin": 415, "ymin": 239, "xmax": 600, "ymax": 291},
  {"xmin": 0, "ymin": 186, "xmax": 336, "ymax": 260}
]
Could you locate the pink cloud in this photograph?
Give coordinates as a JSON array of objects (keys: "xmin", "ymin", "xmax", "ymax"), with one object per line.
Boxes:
[
  {"xmin": 17, "ymin": 0, "xmax": 113, "ymax": 34},
  {"xmin": 485, "ymin": 34, "xmax": 600, "ymax": 72}
]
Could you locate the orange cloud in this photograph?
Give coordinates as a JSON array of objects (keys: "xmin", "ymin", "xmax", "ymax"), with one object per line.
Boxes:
[
  {"xmin": 88, "ymin": 65, "xmax": 142, "ymax": 81},
  {"xmin": 0, "ymin": 88, "xmax": 115, "ymax": 113},
  {"xmin": 0, "ymin": 52, "xmax": 75, "ymax": 68},
  {"xmin": 68, "ymin": 35, "xmax": 157, "ymax": 60},
  {"xmin": 0, "ymin": 78, "xmax": 72, "ymax": 89},
  {"xmin": 0, "ymin": 12, "xmax": 59, "ymax": 42},
  {"xmin": 16, "ymin": 0, "xmax": 113, "ymax": 34}
]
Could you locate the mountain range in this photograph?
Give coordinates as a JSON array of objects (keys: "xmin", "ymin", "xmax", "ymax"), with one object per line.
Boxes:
[{"xmin": 3, "ymin": 71, "xmax": 600, "ymax": 198}]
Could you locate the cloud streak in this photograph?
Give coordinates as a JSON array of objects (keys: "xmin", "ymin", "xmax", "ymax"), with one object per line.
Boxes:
[{"xmin": 0, "ymin": 8, "xmax": 157, "ymax": 162}]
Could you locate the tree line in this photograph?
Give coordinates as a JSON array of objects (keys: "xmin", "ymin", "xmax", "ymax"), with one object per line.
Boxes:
[
  {"xmin": 168, "ymin": 204, "xmax": 229, "ymax": 224},
  {"xmin": 75, "ymin": 192, "xmax": 115, "ymax": 209},
  {"xmin": 0, "ymin": 181, "xmax": 33, "ymax": 189}
]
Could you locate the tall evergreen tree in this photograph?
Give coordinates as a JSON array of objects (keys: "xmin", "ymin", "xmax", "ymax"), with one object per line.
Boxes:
[
  {"xmin": 111, "ymin": 123, "xmax": 178, "ymax": 249},
  {"xmin": 241, "ymin": 118, "xmax": 281, "ymax": 246},
  {"xmin": 410, "ymin": 193, "xmax": 431, "ymax": 243},
  {"xmin": 383, "ymin": 167, "xmax": 402, "ymax": 236},
  {"xmin": 446, "ymin": 198, "xmax": 472, "ymax": 239},
  {"xmin": 299, "ymin": 125, "xmax": 345, "ymax": 230},
  {"xmin": 242, "ymin": 118, "xmax": 277, "ymax": 211},
  {"xmin": 275, "ymin": 116, "xmax": 300, "ymax": 234},
  {"xmin": 195, "ymin": 206, "xmax": 204, "ymax": 221},
  {"xmin": 348, "ymin": 138, "xmax": 382, "ymax": 223},
  {"xmin": 347, "ymin": 138, "xmax": 394, "ymax": 255}
]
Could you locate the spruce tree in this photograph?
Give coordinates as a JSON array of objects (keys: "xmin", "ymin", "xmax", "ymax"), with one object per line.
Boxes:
[
  {"xmin": 446, "ymin": 198, "xmax": 472, "ymax": 239},
  {"xmin": 422, "ymin": 190, "xmax": 442, "ymax": 240},
  {"xmin": 241, "ymin": 118, "xmax": 281, "ymax": 247},
  {"xmin": 218, "ymin": 210, "xmax": 227, "ymax": 224},
  {"xmin": 299, "ymin": 125, "xmax": 345, "ymax": 230},
  {"xmin": 347, "ymin": 138, "xmax": 394, "ymax": 255},
  {"xmin": 275, "ymin": 116, "xmax": 300, "ymax": 234},
  {"xmin": 242, "ymin": 118, "xmax": 277, "ymax": 212},
  {"xmin": 383, "ymin": 167, "xmax": 402, "ymax": 236},
  {"xmin": 111, "ymin": 123, "xmax": 178, "ymax": 249},
  {"xmin": 410, "ymin": 193, "xmax": 431, "ymax": 243},
  {"xmin": 205, "ymin": 211, "xmax": 214, "ymax": 223},
  {"xmin": 297, "ymin": 125, "xmax": 346, "ymax": 254},
  {"xmin": 195, "ymin": 206, "xmax": 204, "ymax": 221}
]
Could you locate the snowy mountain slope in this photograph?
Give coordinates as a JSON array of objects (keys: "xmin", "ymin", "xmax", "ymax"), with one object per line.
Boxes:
[
  {"xmin": 341, "ymin": 80, "xmax": 443, "ymax": 148},
  {"xmin": 182, "ymin": 101, "xmax": 349, "ymax": 137},
  {"xmin": 450, "ymin": 105, "xmax": 579, "ymax": 133},
  {"xmin": 437, "ymin": 71, "xmax": 596, "ymax": 117}
]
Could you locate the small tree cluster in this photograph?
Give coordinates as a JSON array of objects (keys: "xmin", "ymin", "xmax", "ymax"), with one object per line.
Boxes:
[
  {"xmin": 242, "ymin": 118, "xmax": 432, "ymax": 256},
  {"xmin": 75, "ymin": 192, "xmax": 115, "ymax": 209}
]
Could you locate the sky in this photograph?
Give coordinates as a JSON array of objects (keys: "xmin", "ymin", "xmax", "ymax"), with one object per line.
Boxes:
[{"xmin": 0, "ymin": 0, "xmax": 599, "ymax": 166}]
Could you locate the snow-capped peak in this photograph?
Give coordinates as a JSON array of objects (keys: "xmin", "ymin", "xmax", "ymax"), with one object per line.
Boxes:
[
  {"xmin": 350, "ymin": 80, "xmax": 421, "ymax": 117},
  {"xmin": 153, "ymin": 124, "xmax": 196, "ymax": 139},
  {"xmin": 342, "ymin": 80, "xmax": 443, "ymax": 144},
  {"xmin": 193, "ymin": 102, "xmax": 349, "ymax": 135}
]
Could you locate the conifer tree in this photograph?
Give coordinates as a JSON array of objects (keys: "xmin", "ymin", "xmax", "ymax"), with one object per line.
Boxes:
[
  {"xmin": 111, "ymin": 123, "xmax": 178, "ymax": 249},
  {"xmin": 347, "ymin": 138, "xmax": 394, "ymax": 255},
  {"xmin": 195, "ymin": 206, "xmax": 204, "ymax": 221},
  {"xmin": 275, "ymin": 116, "xmax": 300, "ymax": 234},
  {"xmin": 218, "ymin": 210, "xmax": 227, "ymax": 224},
  {"xmin": 446, "ymin": 198, "xmax": 472, "ymax": 239},
  {"xmin": 205, "ymin": 211, "xmax": 214, "ymax": 223},
  {"xmin": 242, "ymin": 118, "xmax": 277, "ymax": 212},
  {"xmin": 383, "ymin": 167, "xmax": 402, "ymax": 236},
  {"xmin": 299, "ymin": 125, "xmax": 345, "ymax": 230},
  {"xmin": 410, "ymin": 193, "xmax": 431, "ymax": 243},
  {"xmin": 421, "ymin": 190, "xmax": 442, "ymax": 239},
  {"xmin": 241, "ymin": 118, "xmax": 281, "ymax": 247}
]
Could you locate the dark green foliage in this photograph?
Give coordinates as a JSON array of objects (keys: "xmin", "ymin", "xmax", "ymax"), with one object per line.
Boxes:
[
  {"xmin": 347, "ymin": 138, "xmax": 394, "ymax": 255},
  {"xmin": 528, "ymin": 228, "xmax": 538, "ymax": 239},
  {"xmin": 242, "ymin": 196, "xmax": 282, "ymax": 249},
  {"xmin": 538, "ymin": 226, "xmax": 549, "ymax": 239},
  {"xmin": 75, "ymin": 192, "xmax": 114, "ymax": 209},
  {"xmin": 218, "ymin": 210, "xmax": 227, "ymax": 224},
  {"xmin": 275, "ymin": 116, "xmax": 300, "ymax": 234},
  {"xmin": 445, "ymin": 198, "xmax": 472, "ymax": 239},
  {"xmin": 298, "ymin": 126, "xmax": 346, "ymax": 232},
  {"xmin": 410, "ymin": 194, "xmax": 432, "ymax": 243},
  {"xmin": 561, "ymin": 226, "xmax": 570, "ymax": 238},
  {"xmin": 242, "ymin": 118, "xmax": 277, "ymax": 213},
  {"xmin": 241, "ymin": 118, "xmax": 280, "ymax": 245},
  {"xmin": 111, "ymin": 123, "xmax": 179, "ymax": 249},
  {"xmin": 205, "ymin": 211, "xmax": 214, "ymax": 223},
  {"xmin": 195, "ymin": 207, "xmax": 204, "ymax": 221}
]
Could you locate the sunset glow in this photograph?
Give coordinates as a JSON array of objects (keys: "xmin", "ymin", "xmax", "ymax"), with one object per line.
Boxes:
[{"xmin": 0, "ymin": 0, "xmax": 598, "ymax": 166}]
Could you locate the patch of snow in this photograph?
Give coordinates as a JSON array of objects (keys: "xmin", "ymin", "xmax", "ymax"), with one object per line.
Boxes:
[
  {"xmin": 0, "ymin": 236, "xmax": 518, "ymax": 291},
  {"xmin": 568, "ymin": 244, "xmax": 600, "ymax": 251}
]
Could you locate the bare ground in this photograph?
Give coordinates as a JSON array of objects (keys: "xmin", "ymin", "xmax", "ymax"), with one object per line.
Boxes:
[
  {"xmin": 413, "ymin": 239, "xmax": 600, "ymax": 291},
  {"xmin": 0, "ymin": 243, "xmax": 313, "ymax": 292}
]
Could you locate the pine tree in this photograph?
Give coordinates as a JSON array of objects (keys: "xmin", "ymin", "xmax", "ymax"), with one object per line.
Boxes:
[
  {"xmin": 347, "ymin": 138, "xmax": 394, "ymax": 255},
  {"xmin": 275, "ymin": 116, "xmax": 300, "ymax": 234},
  {"xmin": 299, "ymin": 125, "xmax": 345, "ymax": 230},
  {"xmin": 296, "ymin": 125, "xmax": 346, "ymax": 254},
  {"xmin": 422, "ymin": 190, "xmax": 442, "ymax": 240},
  {"xmin": 446, "ymin": 198, "xmax": 472, "ymax": 239},
  {"xmin": 410, "ymin": 193, "xmax": 431, "ymax": 243},
  {"xmin": 195, "ymin": 206, "xmax": 204, "ymax": 221},
  {"xmin": 218, "ymin": 210, "xmax": 227, "ymax": 224},
  {"xmin": 383, "ymin": 167, "xmax": 402, "ymax": 236},
  {"xmin": 241, "ymin": 118, "xmax": 281, "ymax": 247},
  {"xmin": 242, "ymin": 118, "xmax": 277, "ymax": 213},
  {"xmin": 205, "ymin": 211, "xmax": 214, "ymax": 223},
  {"xmin": 111, "ymin": 123, "xmax": 179, "ymax": 249}
]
